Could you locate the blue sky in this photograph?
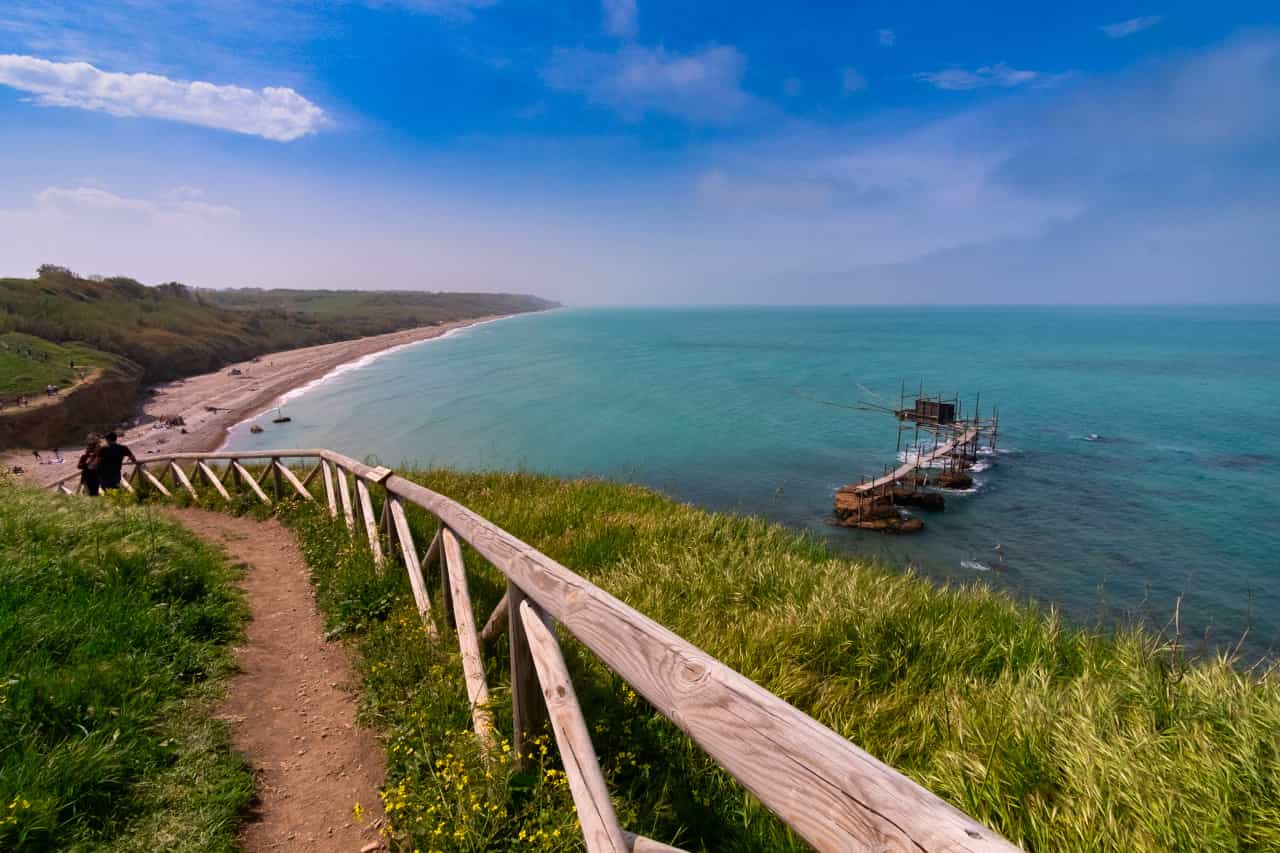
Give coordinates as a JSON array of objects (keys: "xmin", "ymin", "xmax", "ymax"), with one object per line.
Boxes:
[{"xmin": 1, "ymin": 1, "xmax": 1277, "ymax": 304}]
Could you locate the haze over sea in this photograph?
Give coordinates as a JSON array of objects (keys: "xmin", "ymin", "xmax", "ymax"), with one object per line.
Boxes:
[{"xmin": 228, "ymin": 307, "xmax": 1280, "ymax": 655}]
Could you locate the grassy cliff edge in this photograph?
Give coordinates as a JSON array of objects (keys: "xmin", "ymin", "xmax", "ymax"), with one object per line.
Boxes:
[{"xmin": 270, "ymin": 468, "xmax": 1280, "ymax": 851}]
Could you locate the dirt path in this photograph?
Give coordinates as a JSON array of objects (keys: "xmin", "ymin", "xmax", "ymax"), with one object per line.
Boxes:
[{"xmin": 167, "ymin": 509, "xmax": 386, "ymax": 852}]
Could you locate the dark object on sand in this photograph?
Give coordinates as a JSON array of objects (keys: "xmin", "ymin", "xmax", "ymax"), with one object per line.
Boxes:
[{"xmin": 249, "ymin": 424, "xmax": 264, "ymax": 434}]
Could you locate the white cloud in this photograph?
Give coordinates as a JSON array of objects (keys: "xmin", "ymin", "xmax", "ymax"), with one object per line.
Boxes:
[
  {"xmin": 841, "ymin": 67, "xmax": 868, "ymax": 93},
  {"xmin": 878, "ymin": 28, "xmax": 896, "ymax": 47},
  {"xmin": 601, "ymin": 0, "xmax": 637, "ymax": 38},
  {"xmin": 914, "ymin": 62, "xmax": 1042, "ymax": 91},
  {"xmin": 35, "ymin": 185, "xmax": 240, "ymax": 221},
  {"xmin": 0, "ymin": 54, "xmax": 325, "ymax": 141},
  {"xmin": 1100, "ymin": 16, "xmax": 1163, "ymax": 39},
  {"xmin": 542, "ymin": 44, "xmax": 753, "ymax": 123}
]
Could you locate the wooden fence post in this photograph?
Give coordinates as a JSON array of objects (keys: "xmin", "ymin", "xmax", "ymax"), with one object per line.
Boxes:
[
  {"xmin": 441, "ymin": 528, "xmax": 494, "ymax": 743},
  {"xmin": 519, "ymin": 600, "xmax": 628, "ymax": 853},
  {"xmin": 389, "ymin": 496, "xmax": 438, "ymax": 639},
  {"xmin": 321, "ymin": 460, "xmax": 338, "ymax": 518},
  {"xmin": 508, "ymin": 584, "xmax": 546, "ymax": 767}
]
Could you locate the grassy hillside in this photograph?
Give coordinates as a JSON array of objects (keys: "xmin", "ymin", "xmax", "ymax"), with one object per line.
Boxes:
[
  {"xmin": 0, "ymin": 332, "xmax": 135, "ymax": 399},
  {"xmin": 205, "ymin": 287, "xmax": 557, "ymax": 334},
  {"xmin": 0, "ymin": 485, "xmax": 251, "ymax": 850},
  {"xmin": 0, "ymin": 265, "xmax": 557, "ymax": 386},
  {"xmin": 264, "ymin": 469, "xmax": 1279, "ymax": 852}
]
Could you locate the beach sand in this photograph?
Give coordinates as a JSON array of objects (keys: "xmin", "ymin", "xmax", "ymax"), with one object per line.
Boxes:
[{"xmin": 5, "ymin": 315, "xmax": 506, "ymax": 486}]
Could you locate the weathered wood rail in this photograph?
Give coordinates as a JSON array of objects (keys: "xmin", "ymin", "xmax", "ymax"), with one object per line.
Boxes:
[{"xmin": 49, "ymin": 449, "xmax": 1018, "ymax": 852}]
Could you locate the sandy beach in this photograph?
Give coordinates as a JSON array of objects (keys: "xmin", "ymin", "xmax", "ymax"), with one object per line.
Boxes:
[{"xmin": 5, "ymin": 315, "xmax": 507, "ymax": 485}]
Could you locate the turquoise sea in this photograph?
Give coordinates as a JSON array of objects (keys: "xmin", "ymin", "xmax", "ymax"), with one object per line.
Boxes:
[{"xmin": 226, "ymin": 307, "xmax": 1280, "ymax": 656}]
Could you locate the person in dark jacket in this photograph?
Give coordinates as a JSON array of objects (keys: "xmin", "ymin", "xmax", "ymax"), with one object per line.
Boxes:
[
  {"xmin": 78, "ymin": 437, "xmax": 102, "ymax": 496},
  {"xmin": 96, "ymin": 432, "xmax": 137, "ymax": 491}
]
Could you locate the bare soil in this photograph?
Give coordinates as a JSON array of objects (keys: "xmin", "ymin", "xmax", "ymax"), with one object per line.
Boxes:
[{"xmin": 167, "ymin": 509, "xmax": 387, "ymax": 852}]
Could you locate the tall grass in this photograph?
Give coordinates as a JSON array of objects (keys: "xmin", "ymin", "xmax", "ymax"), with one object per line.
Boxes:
[
  {"xmin": 0, "ymin": 485, "xmax": 252, "ymax": 850},
  {"xmin": 274, "ymin": 468, "xmax": 1280, "ymax": 851}
]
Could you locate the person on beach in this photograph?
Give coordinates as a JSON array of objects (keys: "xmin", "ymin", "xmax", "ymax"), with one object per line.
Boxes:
[
  {"xmin": 97, "ymin": 432, "xmax": 137, "ymax": 491},
  {"xmin": 77, "ymin": 437, "xmax": 102, "ymax": 496}
]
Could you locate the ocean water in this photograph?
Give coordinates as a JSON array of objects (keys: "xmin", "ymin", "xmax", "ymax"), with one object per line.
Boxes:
[{"xmin": 226, "ymin": 307, "xmax": 1280, "ymax": 656}]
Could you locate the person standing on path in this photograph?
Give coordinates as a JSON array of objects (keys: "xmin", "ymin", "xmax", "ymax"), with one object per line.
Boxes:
[
  {"xmin": 77, "ymin": 437, "xmax": 101, "ymax": 496},
  {"xmin": 97, "ymin": 432, "xmax": 137, "ymax": 491}
]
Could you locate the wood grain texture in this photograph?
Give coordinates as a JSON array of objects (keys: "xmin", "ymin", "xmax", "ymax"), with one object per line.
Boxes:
[
  {"xmin": 336, "ymin": 469, "xmax": 355, "ymax": 532},
  {"xmin": 621, "ymin": 831, "xmax": 686, "ymax": 852},
  {"xmin": 232, "ymin": 462, "xmax": 272, "ymax": 505},
  {"xmin": 139, "ymin": 465, "xmax": 172, "ymax": 498},
  {"xmin": 519, "ymin": 601, "xmax": 628, "ymax": 853},
  {"xmin": 197, "ymin": 462, "xmax": 231, "ymax": 501},
  {"xmin": 386, "ymin": 474, "xmax": 1017, "ymax": 853},
  {"xmin": 481, "ymin": 592, "xmax": 510, "ymax": 647},
  {"xmin": 274, "ymin": 461, "xmax": 312, "ymax": 500},
  {"xmin": 170, "ymin": 461, "xmax": 199, "ymax": 499},
  {"xmin": 321, "ymin": 460, "xmax": 338, "ymax": 519},
  {"xmin": 441, "ymin": 528, "xmax": 494, "ymax": 743},
  {"xmin": 389, "ymin": 496, "xmax": 438, "ymax": 640},
  {"xmin": 46, "ymin": 448, "xmax": 1017, "ymax": 853},
  {"xmin": 354, "ymin": 479, "xmax": 385, "ymax": 568},
  {"xmin": 507, "ymin": 585, "xmax": 545, "ymax": 768}
]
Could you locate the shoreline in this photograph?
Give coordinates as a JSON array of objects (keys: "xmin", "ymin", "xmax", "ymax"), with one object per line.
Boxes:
[
  {"xmin": 5, "ymin": 314, "xmax": 514, "ymax": 484},
  {"xmin": 215, "ymin": 313, "xmax": 513, "ymax": 451}
]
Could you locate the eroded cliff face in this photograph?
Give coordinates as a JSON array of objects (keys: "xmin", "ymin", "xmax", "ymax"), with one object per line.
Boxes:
[{"xmin": 0, "ymin": 371, "xmax": 141, "ymax": 450}]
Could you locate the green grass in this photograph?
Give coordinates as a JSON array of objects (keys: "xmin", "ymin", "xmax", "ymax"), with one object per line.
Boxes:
[
  {"xmin": 0, "ymin": 332, "xmax": 131, "ymax": 398},
  {"xmin": 0, "ymin": 266, "xmax": 557, "ymax": 384},
  {"xmin": 266, "ymin": 468, "xmax": 1280, "ymax": 852},
  {"xmin": 0, "ymin": 484, "xmax": 252, "ymax": 850}
]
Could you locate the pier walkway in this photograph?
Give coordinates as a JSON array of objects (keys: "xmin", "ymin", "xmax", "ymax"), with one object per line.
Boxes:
[{"xmin": 852, "ymin": 425, "xmax": 978, "ymax": 494}]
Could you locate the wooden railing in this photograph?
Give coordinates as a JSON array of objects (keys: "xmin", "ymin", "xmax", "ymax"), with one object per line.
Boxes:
[{"xmin": 49, "ymin": 449, "xmax": 1019, "ymax": 852}]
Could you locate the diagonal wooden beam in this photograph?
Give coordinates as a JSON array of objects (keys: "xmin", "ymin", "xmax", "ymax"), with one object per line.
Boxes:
[
  {"xmin": 389, "ymin": 496, "xmax": 437, "ymax": 639},
  {"xmin": 442, "ymin": 528, "xmax": 494, "ymax": 743},
  {"xmin": 197, "ymin": 462, "xmax": 231, "ymax": 501},
  {"xmin": 169, "ymin": 461, "xmax": 199, "ymax": 499},
  {"xmin": 301, "ymin": 461, "xmax": 323, "ymax": 488},
  {"xmin": 336, "ymin": 469, "xmax": 355, "ymax": 531},
  {"xmin": 481, "ymin": 591, "xmax": 510, "ymax": 648},
  {"xmin": 274, "ymin": 461, "xmax": 312, "ymax": 500},
  {"xmin": 355, "ymin": 479, "xmax": 384, "ymax": 567},
  {"xmin": 232, "ymin": 462, "xmax": 272, "ymax": 505},
  {"xmin": 138, "ymin": 464, "xmax": 172, "ymax": 498},
  {"xmin": 519, "ymin": 600, "xmax": 628, "ymax": 853},
  {"xmin": 321, "ymin": 460, "xmax": 338, "ymax": 518}
]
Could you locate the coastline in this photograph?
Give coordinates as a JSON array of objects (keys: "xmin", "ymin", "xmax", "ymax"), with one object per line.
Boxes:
[
  {"xmin": 215, "ymin": 313, "xmax": 513, "ymax": 450},
  {"xmin": 5, "ymin": 314, "xmax": 512, "ymax": 484}
]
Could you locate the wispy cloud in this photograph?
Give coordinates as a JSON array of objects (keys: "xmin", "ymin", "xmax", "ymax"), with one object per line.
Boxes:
[
  {"xmin": 914, "ymin": 62, "xmax": 1042, "ymax": 91},
  {"xmin": 601, "ymin": 0, "xmax": 637, "ymax": 38},
  {"xmin": 542, "ymin": 44, "xmax": 753, "ymax": 123},
  {"xmin": 1100, "ymin": 16, "xmax": 1163, "ymax": 39},
  {"xmin": 878, "ymin": 28, "xmax": 896, "ymax": 47},
  {"xmin": 34, "ymin": 185, "xmax": 239, "ymax": 221},
  {"xmin": 0, "ymin": 54, "xmax": 325, "ymax": 141},
  {"xmin": 841, "ymin": 67, "xmax": 867, "ymax": 93}
]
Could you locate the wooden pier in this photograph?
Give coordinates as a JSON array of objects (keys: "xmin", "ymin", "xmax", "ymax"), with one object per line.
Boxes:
[{"xmin": 834, "ymin": 386, "xmax": 999, "ymax": 533}]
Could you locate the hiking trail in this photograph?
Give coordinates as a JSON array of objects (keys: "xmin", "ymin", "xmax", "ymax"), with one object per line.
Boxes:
[{"xmin": 167, "ymin": 509, "xmax": 386, "ymax": 852}]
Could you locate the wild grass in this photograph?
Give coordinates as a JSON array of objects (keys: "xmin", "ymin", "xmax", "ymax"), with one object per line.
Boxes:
[
  {"xmin": 269, "ymin": 468, "xmax": 1280, "ymax": 850},
  {"xmin": 0, "ymin": 332, "xmax": 130, "ymax": 398},
  {"xmin": 0, "ymin": 485, "xmax": 252, "ymax": 850}
]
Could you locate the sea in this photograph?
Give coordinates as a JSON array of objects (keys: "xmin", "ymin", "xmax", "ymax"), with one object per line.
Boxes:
[{"xmin": 225, "ymin": 307, "xmax": 1280, "ymax": 657}]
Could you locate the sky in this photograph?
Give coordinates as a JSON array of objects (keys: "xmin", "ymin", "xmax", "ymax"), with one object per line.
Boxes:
[{"xmin": 0, "ymin": 1, "xmax": 1277, "ymax": 305}]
